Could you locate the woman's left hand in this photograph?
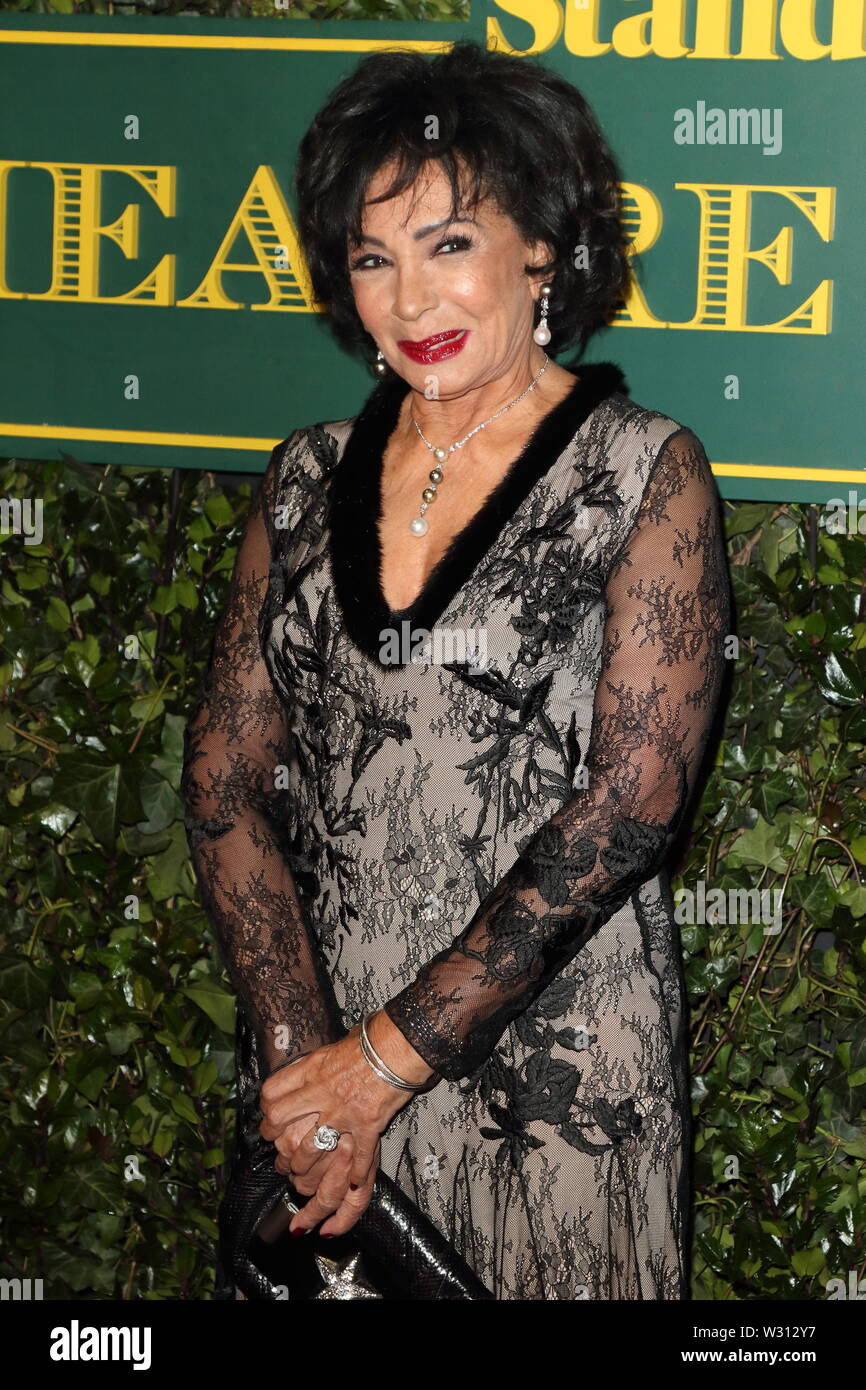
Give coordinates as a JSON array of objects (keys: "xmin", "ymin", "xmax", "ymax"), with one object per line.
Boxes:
[{"xmin": 258, "ymin": 1023, "xmax": 410, "ymax": 1235}]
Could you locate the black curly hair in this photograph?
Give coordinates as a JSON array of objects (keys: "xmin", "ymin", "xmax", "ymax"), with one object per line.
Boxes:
[{"xmin": 294, "ymin": 39, "xmax": 632, "ymax": 367}]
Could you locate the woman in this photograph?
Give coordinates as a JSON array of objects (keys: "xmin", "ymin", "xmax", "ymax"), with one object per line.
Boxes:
[{"xmin": 181, "ymin": 39, "xmax": 730, "ymax": 1301}]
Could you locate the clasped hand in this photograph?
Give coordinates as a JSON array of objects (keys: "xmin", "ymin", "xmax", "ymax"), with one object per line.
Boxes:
[{"xmin": 258, "ymin": 1023, "xmax": 410, "ymax": 1237}]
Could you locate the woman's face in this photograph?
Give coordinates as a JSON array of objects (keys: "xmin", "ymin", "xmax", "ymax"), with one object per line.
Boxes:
[{"xmin": 347, "ymin": 159, "xmax": 551, "ymax": 396}]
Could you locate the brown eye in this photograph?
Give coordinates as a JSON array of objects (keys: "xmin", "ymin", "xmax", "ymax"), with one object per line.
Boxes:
[{"xmin": 434, "ymin": 235, "xmax": 472, "ymax": 255}]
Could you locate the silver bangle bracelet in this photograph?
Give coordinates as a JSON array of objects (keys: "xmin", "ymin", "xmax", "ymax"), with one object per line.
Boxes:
[
  {"xmin": 359, "ymin": 1011, "xmax": 429, "ymax": 1092},
  {"xmin": 360, "ymin": 1043, "xmax": 418, "ymax": 1092},
  {"xmin": 360, "ymin": 1012, "xmax": 411, "ymax": 1085}
]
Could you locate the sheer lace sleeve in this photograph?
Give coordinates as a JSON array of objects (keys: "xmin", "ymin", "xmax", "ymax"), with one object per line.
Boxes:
[
  {"xmin": 383, "ymin": 428, "xmax": 730, "ymax": 1083},
  {"xmin": 181, "ymin": 444, "xmax": 340, "ymax": 1076}
]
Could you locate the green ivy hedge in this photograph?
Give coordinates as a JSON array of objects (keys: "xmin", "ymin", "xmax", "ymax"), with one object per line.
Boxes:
[
  {"xmin": 0, "ymin": 450, "xmax": 864, "ymax": 1300},
  {"xmin": 0, "ymin": 2, "xmax": 468, "ymax": 21}
]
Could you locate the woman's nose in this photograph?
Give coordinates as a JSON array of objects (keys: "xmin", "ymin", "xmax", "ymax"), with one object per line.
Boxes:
[{"xmin": 391, "ymin": 265, "xmax": 437, "ymax": 324}]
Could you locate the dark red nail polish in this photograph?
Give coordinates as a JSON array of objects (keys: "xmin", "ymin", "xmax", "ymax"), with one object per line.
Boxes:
[
  {"xmin": 349, "ymin": 1182, "xmax": 359, "ymax": 1190},
  {"xmin": 290, "ymin": 1227, "xmax": 305, "ymax": 1238},
  {"xmin": 322, "ymin": 1233, "xmax": 334, "ymax": 1239}
]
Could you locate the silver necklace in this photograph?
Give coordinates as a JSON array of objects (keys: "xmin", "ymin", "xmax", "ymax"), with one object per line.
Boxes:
[{"xmin": 407, "ymin": 354, "xmax": 551, "ymax": 537}]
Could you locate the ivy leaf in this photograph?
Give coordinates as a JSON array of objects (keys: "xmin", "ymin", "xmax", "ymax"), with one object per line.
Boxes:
[
  {"xmin": 727, "ymin": 815, "xmax": 788, "ymax": 872},
  {"xmin": 757, "ymin": 769, "xmax": 805, "ymax": 821},
  {"xmin": 52, "ymin": 752, "xmax": 143, "ymax": 847},
  {"xmin": 183, "ymin": 980, "xmax": 236, "ymax": 1035},
  {"xmin": 819, "ymin": 653, "xmax": 862, "ymax": 707},
  {"xmin": 64, "ymin": 1162, "xmax": 125, "ymax": 1211},
  {"xmin": 0, "ymin": 957, "xmax": 50, "ymax": 1010},
  {"xmin": 138, "ymin": 768, "xmax": 183, "ymax": 834},
  {"xmin": 146, "ymin": 822, "xmax": 197, "ymax": 901}
]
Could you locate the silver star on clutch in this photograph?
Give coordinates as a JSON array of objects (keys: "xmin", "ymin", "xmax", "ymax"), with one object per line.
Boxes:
[{"xmin": 312, "ymin": 1251, "xmax": 383, "ymax": 1300}]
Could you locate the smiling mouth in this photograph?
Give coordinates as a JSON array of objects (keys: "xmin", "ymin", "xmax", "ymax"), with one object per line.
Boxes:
[
  {"xmin": 395, "ymin": 330, "xmax": 471, "ymax": 362},
  {"xmin": 399, "ymin": 330, "xmax": 466, "ymax": 349}
]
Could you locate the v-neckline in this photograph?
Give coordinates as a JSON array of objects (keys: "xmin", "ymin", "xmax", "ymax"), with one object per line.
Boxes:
[{"xmin": 328, "ymin": 359, "xmax": 627, "ymax": 668}]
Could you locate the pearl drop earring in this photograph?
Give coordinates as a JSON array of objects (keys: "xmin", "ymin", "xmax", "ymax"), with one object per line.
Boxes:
[
  {"xmin": 374, "ymin": 349, "xmax": 388, "ymax": 377},
  {"xmin": 533, "ymin": 284, "xmax": 552, "ymax": 346}
]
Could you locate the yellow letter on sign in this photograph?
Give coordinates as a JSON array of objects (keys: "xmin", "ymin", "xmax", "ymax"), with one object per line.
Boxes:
[
  {"xmin": 672, "ymin": 183, "xmax": 834, "ymax": 332},
  {"xmin": 0, "ymin": 162, "xmax": 176, "ymax": 304},
  {"xmin": 177, "ymin": 166, "xmax": 314, "ymax": 312},
  {"xmin": 614, "ymin": 182, "xmax": 668, "ymax": 329},
  {"xmin": 487, "ymin": 0, "xmax": 564, "ymax": 55}
]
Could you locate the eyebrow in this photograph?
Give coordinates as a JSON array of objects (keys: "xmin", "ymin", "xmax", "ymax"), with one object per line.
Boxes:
[{"xmin": 352, "ymin": 216, "xmax": 478, "ymax": 249}]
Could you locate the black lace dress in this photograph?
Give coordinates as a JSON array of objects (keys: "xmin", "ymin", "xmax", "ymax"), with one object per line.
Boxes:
[{"xmin": 181, "ymin": 362, "xmax": 730, "ymax": 1300}]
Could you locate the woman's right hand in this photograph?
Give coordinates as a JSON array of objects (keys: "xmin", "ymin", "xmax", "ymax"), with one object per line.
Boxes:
[
  {"xmin": 261, "ymin": 1042, "xmax": 382, "ymax": 1234},
  {"xmin": 272, "ymin": 1111, "xmax": 344, "ymax": 1196},
  {"xmin": 274, "ymin": 1130, "xmax": 381, "ymax": 1238}
]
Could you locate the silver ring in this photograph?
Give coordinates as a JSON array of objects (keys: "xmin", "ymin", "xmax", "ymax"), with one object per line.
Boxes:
[{"xmin": 312, "ymin": 1124, "xmax": 342, "ymax": 1152}]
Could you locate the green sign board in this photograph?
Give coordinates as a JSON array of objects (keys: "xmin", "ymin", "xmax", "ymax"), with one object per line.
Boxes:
[{"xmin": 1, "ymin": 3, "xmax": 865, "ymax": 502}]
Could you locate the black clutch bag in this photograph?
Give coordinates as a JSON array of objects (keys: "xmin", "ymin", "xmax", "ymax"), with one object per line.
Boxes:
[
  {"xmin": 215, "ymin": 1007, "xmax": 494, "ymax": 1301},
  {"xmin": 222, "ymin": 1137, "xmax": 494, "ymax": 1300}
]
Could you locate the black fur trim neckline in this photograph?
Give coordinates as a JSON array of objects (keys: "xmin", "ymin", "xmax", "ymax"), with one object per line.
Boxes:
[{"xmin": 328, "ymin": 360, "xmax": 627, "ymax": 667}]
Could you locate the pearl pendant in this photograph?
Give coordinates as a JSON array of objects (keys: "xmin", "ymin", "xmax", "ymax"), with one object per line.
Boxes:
[
  {"xmin": 533, "ymin": 321, "xmax": 551, "ymax": 346},
  {"xmin": 406, "ymin": 351, "xmax": 550, "ymax": 543}
]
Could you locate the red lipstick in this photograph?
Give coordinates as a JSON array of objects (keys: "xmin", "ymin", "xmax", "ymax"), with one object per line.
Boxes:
[{"xmin": 396, "ymin": 329, "xmax": 470, "ymax": 364}]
